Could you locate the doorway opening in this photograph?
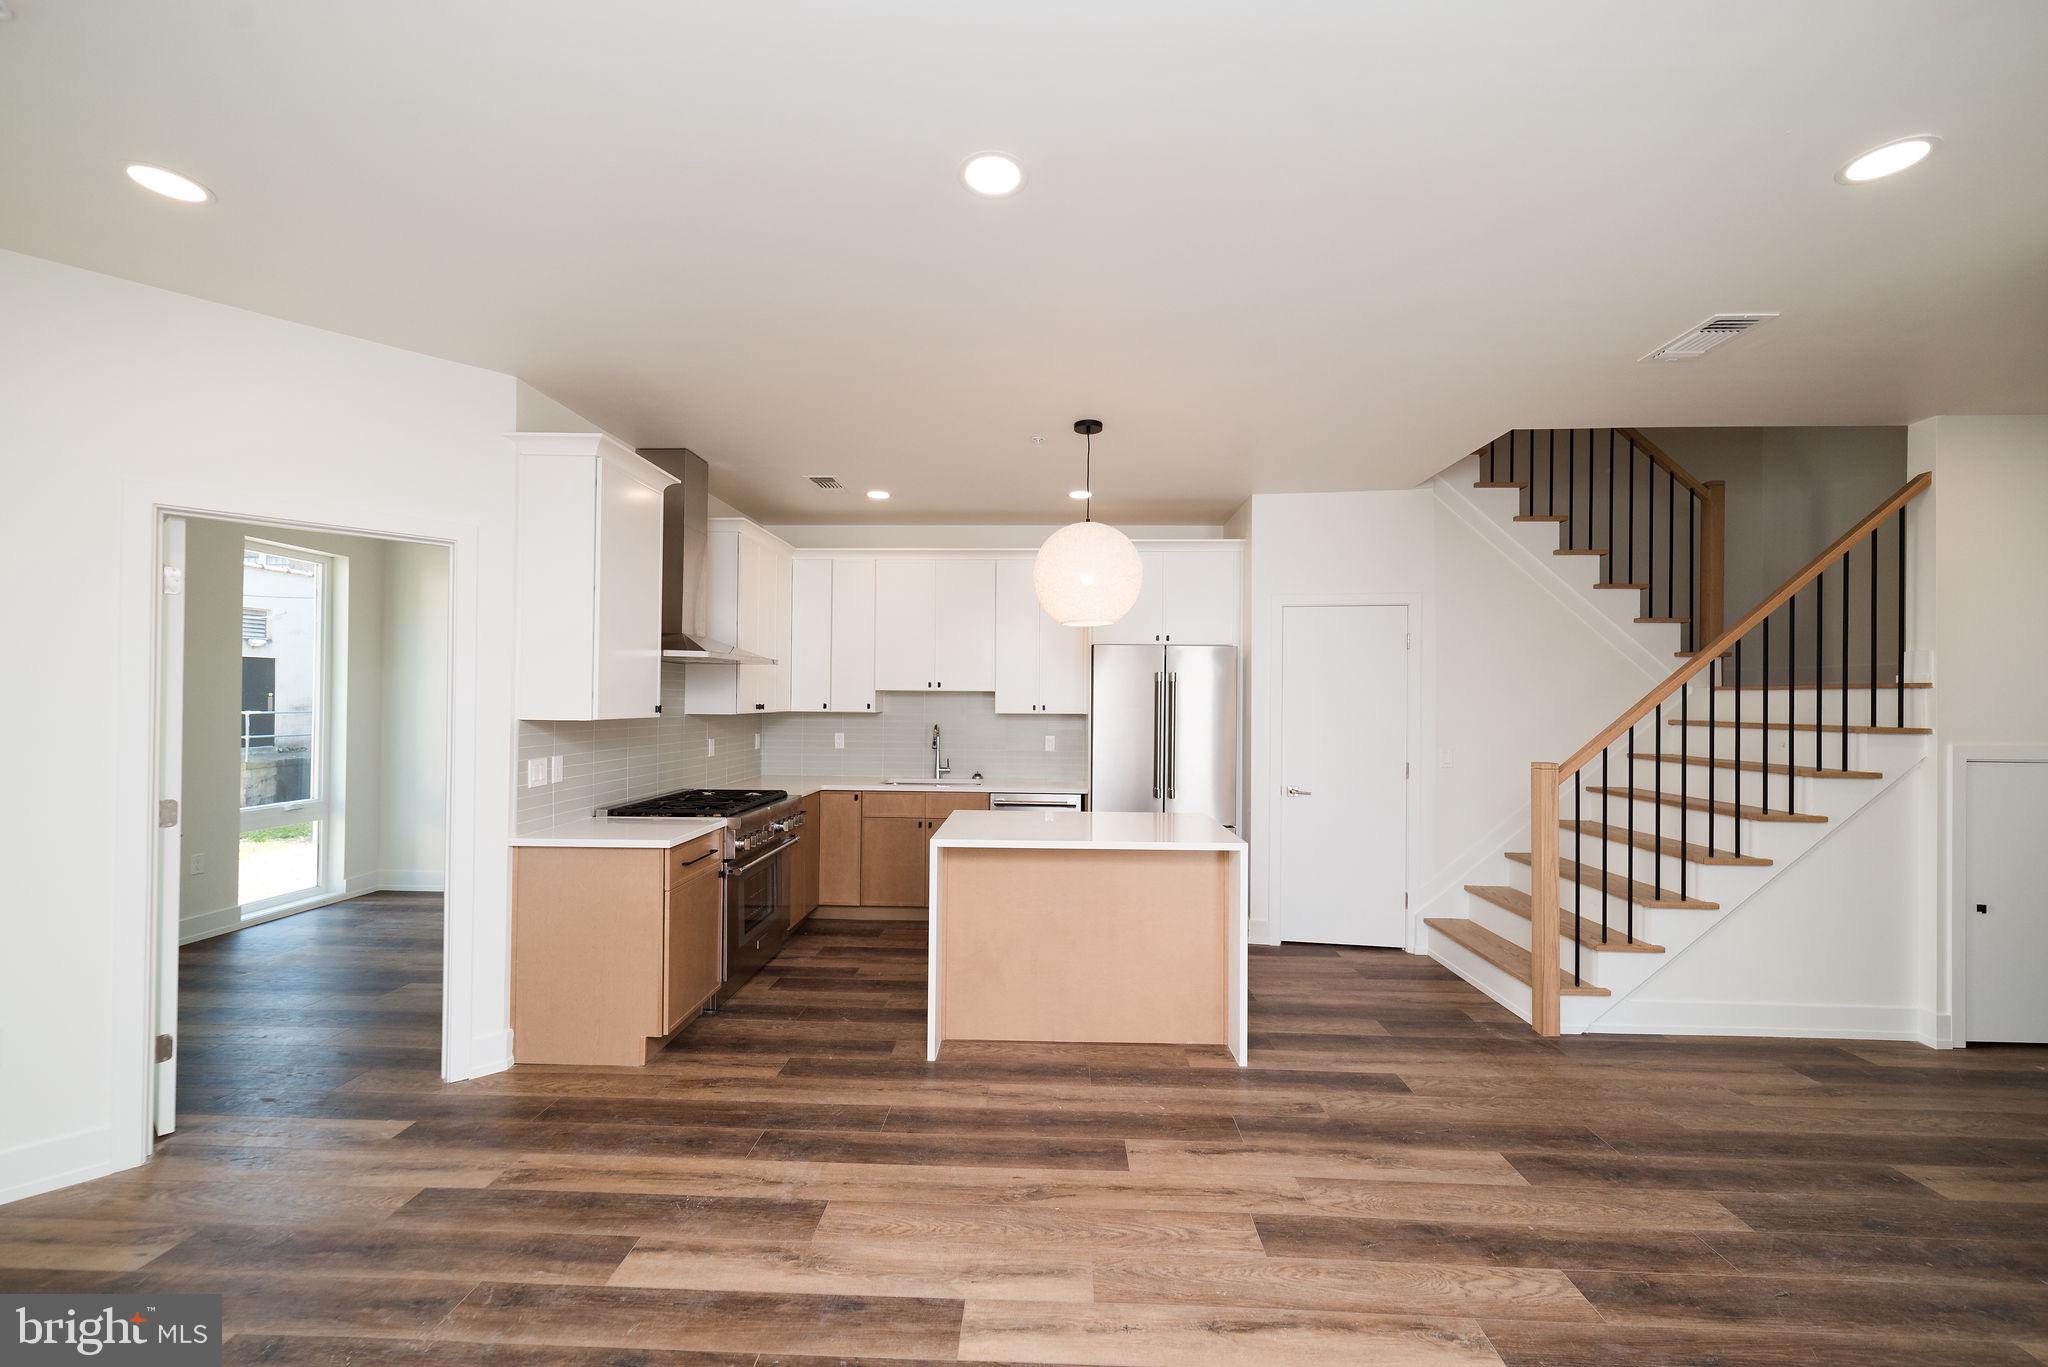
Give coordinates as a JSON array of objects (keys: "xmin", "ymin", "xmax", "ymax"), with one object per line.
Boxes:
[{"xmin": 153, "ymin": 513, "xmax": 453, "ymax": 1138}]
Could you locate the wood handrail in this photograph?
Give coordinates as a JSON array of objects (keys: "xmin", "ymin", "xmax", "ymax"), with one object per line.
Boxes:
[
  {"xmin": 1615, "ymin": 428, "xmax": 1711, "ymax": 499},
  {"xmin": 1558, "ymin": 470, "xmax": 1932, "ymax": 779}
]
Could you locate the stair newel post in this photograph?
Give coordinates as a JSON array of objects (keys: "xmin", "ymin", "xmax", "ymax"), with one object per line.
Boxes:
[
  {"xmin": 1700, "ymin": 480, "xmax": 1726, "ymax": 647},
  {"xmin": 1529, "ymin": 762, "xmax": 1563, "ymax": 1037}
]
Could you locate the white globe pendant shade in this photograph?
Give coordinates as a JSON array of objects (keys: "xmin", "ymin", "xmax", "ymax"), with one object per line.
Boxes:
[{"xmin": 1033, "ymin": 520, "xmax": 1144, "ymax": 627}]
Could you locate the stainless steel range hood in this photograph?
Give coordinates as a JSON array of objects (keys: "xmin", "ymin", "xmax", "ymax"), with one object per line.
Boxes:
[{"xmin": 637, "ymin": 446, "xmax": 772, "ymax": 664}]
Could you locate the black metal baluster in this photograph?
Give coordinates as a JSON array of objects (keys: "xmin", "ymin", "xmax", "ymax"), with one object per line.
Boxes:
[
  {"xmin": 1733, "ymin": 637, "xmax": 1744, "ymax": 860},
  {"xmin": 1762, "ymin": 609, "xmax": 1772, "ymax": 815},
  {"xmin": 1787, "ymin": 591, "xmax": 1797, "ymax": 815},
  {"xmin": 1487, "ymin": 436, "xmax": 1497, "ymax": 483},
  {"xmin": 1628, "ymin": 437, "xmax": 1637, "ymax": 589},
  {"xmin": 1626, "ymin": 720, "xmax": 1637, "ymax": 933},
  {"xmin": 1548, "ymin": 429, "xmax": 1557, "ymax": 517},
  {"xmin": 1815, "ymin": 573, "xmax": 1825, "ymax": 775},
  {"xmin": 1566, "ymin": 428, "xmax": 1576, "ymax": 549},
  {"xmin": 1679, "ymin": 680, "xmax": 1689, "ymax": 901},
  {"xmin": 1840, "ymin": 550, "xmax": 1850, "ymax": 771},
  {"xmin": 1648, "ymin": 450, "xmax": 1656, "ymax": 624},
  {"xmin": 1897, "ymin": 508, "xmax": 1907, "ymax": 727},
  {"xmin": 1600, "ymin": 747, "xmax": 1611, "ymax": 943},
  {"xmin": 1687, "ymin": 490, "xmax": 1697, "ymax": 652},
  {"xmin": 1707, "ymin": 643, "xmax": 1717, "ymax": 858},
  {"xmin": 1869, "ymin": 528, "xmax": 1878, "ymax": 731},
  {"xmin": 1606, "ymin": 429, "xmax": 1615, "ymax": 585},
  {"xmin": 1666, "ymin": 468, "xmax": 1676, "ymax": 622},
  {"xmin": 1572, "ymin": 770, "xmax": 1582, "ymax": 986},
  {"xmin": 1652, "ymin": 702, "xmax": 1663, "ymax": 899}
]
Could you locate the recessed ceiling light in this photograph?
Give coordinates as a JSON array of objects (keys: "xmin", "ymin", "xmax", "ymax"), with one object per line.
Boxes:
[
  {"xmin": 1837, "ymin": 136, "xmax": 1939, "ymax": 185},
  {"xmin": 1069, "ymin": 489, "xmax": 1091, "ymax": 500},
  {"xmin": 866, "ymin": 489, "xmax": 890, "ymax": 501},
  {"xmin": 961, "ymin": 152, "xmax": 1024, "ymax": 198},
  {"xmin": 126, "ymin": 163, "xmax": 212, "ymax": 204}
]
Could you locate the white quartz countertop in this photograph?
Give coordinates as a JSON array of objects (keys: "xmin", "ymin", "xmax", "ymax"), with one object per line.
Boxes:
[
  {"xmin": 931, "ymin": 809, "xmax": 1244, "ymax": 851},
  {"xmin": 759, "ymin": 774, "xmax": 1088, "ymax": 798},
  {"xmin": 509, "ymin": 815, "xmax": 727, "ymax": 850}
]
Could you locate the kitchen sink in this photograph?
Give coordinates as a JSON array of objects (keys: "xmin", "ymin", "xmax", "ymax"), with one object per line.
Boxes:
[{"xmin": 883, "ymin": 779, "xmax": 983, "ymax": 788}]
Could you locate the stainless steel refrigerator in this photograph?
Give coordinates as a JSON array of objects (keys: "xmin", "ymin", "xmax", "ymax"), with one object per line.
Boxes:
[{"xmin": 1089, "ymin": 645, "xmax": 1238, "ymax": 828}]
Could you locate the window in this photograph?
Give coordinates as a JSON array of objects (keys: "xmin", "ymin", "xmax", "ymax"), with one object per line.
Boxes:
[{"xmin": 238, "ymin": 540, "xmax": 334, "ymax": 912}]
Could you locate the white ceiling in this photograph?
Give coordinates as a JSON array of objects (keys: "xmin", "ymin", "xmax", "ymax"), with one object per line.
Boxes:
[{"xmin": 3, "ymin": 2, "xmax": 2044, "ymax": 523}]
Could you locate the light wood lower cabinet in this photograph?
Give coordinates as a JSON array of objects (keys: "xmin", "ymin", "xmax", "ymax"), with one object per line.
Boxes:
[
  {"xmin": 791, "ymin": 792, "xmax": 822, "ymax": 927},
  {"xmin": 819, "ymin": 791, "xmax": 863, "ymax": 905},
  {"xmin": 826, "ymin": 789, "xmax": 988, "ymax": 912},
  {"xmin": 513, "ymin": 830, "xmax": 724, "ymax": 1066}
]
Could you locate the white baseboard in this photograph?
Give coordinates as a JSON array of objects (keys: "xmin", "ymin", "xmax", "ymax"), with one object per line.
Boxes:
[
  {"xmin": 376, "ymin": 870, "xmax": 445, "ymax": 893},
  {"xmin": 1589, "ymin": 997, "xmax": 1932, "ymax": 1043},
  {"xmin": 1248, "ymin": 917, "xmax": 1278, "ymax": 946},
  {"xmin": 464, "ymin": 1029, "xmax": 513, "ymax": 1079},
  {"xmin": 180, "ymin": 877, "xmax": 446, "ymax": 943},
  {"xmin": 0, "ymin": 1126, "xmax": 124, "ymax": 1208}
]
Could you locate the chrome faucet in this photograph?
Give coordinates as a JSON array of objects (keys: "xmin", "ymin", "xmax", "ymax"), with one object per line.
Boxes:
[{"xmin": 932, "ymin": 724, "xmax": 950, "ymax": 780}]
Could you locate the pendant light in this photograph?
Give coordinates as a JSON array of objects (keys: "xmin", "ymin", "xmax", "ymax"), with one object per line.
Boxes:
[{"xmin": 1033, "ymin": 419, "xmax": 1144, "ymax": 627}]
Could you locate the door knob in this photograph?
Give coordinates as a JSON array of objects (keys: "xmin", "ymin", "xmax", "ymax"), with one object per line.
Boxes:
[{"xmin": 1286, "ymin": 786, "xmax": 1312, "ymax": 796}]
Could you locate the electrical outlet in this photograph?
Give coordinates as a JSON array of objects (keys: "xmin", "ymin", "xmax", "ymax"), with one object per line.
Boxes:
[
  {"xmin": 707, "ymin": 738, "xmax": 716, "ymax": 756},
  {"xmin": 526, "ymin": 758, "xmax": 547, "ymax": 788},
  {"xmin": 834, "ymin": 732, "xmax": 844, "ymax": 750},
  {"xmin": 189, "ymin": 852, "xmax": 206, "ymax": 875},
  {"xmin": 1044, "ymin": 734, "xmax": 1056, "ymax": 752},
  {"xmin": 550, "ymin": 754, "xmax": 564, "ymax": 783}
]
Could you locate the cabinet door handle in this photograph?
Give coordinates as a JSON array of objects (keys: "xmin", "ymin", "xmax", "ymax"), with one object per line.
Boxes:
[
  {"xmin": 1286, "ymin": 786, "xmax": 1313, "ymax": 796},
  {"xmin": 676, "ymin": 845, "xmax": 718, "ymax": 867}
]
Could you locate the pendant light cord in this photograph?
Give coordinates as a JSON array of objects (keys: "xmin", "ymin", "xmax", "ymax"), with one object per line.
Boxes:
[{"xmin": 1085, "ymin": 431, "xmax": 1092, "ymax": 523}]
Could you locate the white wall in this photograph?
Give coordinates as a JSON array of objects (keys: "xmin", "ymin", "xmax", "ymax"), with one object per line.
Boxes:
[
  {"xmin": 0, "ymin": 249, "xmax": 520, "ymax": 1204},
  {"xmin": 1911, "ymin": 416, "xmax": 2048, "ymax": 1044},
  {"xmin": 379, "ymin": 540, "xmax": 451, "ymax": 890},
  {"xmin": 1239, "ymin": 488, "xmax": 1653, "ymax": 943},
  {"xmin": 767, "ymin": 523, "xmax": 1227, "ymax": 548}
]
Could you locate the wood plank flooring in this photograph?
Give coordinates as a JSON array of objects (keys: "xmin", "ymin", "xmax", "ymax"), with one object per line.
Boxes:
[{"xmin": 3, "ymin": 892, "xmax": 2046, "ymax": 1365}]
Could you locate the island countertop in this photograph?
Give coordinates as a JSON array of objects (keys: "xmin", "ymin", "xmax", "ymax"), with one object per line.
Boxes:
[{"xmin": 931, "ymin": 809, "xmax": 1242, "ymax": 851}]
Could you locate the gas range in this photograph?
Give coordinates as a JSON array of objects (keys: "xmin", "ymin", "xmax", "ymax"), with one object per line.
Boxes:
[{"xmin": 596, "ymin": 787, "xmax": 805, "ymax": 1008}]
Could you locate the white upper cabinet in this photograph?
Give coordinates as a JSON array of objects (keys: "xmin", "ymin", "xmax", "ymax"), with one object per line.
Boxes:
[
  {"xmin": 1089, "ymin": 543, "xmax": 1240, "ymax": 646},
  {"xmin": 684, "ymin": 519, "xmax": 794, "ymax": 714},
  {"xmin": 996, "ymin": 558, "xmax": 1090, "ymax": 714},
  {"xmin": 513, "ymin": 433, "xmax": 673, "ymax": 721},
  {"xmin": 1160, "ymin": 542, "xmax": 1241, "ymax": 645},
  {"xmin": 788, "ymin": 558, "xmax": 833, "ymax": 711},
  {"xmin": 872, "ymin": 560, "xmax": 935, "ymax": 691},
  {"xmin": 872, "ymin": 558, "xmax": 995, "ymax": 692},
  {"xmin": 788, "ymin": 557, "xmax": 878, "ymax": 712},
  {"xmin": 934, "ymin": 559, "xmax": 996, "ymax": 691},
  {"xmin": 828, "ymin": 559, "xmax": 877, "ymax": 712}
]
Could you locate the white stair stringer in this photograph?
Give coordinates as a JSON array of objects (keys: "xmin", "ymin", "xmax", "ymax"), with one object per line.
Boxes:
[
  {"xmin": 1433, "ymin": 454, "xmax": 1677, "ymax": 680},
  {"xmin": 1428, "ymin": 728, "xmax": 1931, "ymax": 1034}
]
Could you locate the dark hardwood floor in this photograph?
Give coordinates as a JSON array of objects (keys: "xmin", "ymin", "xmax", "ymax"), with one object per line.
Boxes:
[{"xmin": 4, "ymin": 893, "xmax": 2046, "ymax": 1364}]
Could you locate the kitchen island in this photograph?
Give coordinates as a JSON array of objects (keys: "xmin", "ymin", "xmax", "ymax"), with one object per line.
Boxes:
[{"xmin": 926, "ymin": 809, "xmax": 1248, "ymax": 1064}]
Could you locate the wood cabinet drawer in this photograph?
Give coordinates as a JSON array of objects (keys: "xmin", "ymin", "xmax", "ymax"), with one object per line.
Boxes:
[
  {"xmin": 861, "ymin": 790, "xmax": 925, "ymax": 818},
  {"xmin": 667, "ymin": 833, "xmax": 724, "ymax": 886},
  {"xmin": 926, "ymin": 792, "xmax": 990, "ymax": 818}
]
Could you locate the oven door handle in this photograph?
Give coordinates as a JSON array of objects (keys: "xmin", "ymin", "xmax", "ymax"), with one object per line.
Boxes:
[{"xmin": 723, "ymin": 836, "xmax": 798, "ymax": 877}]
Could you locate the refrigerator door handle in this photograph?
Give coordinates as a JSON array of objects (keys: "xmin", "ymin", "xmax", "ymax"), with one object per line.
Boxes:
[
  {"xmin": 1166, "ymin": 672, "xmax": 1178, "ymax": 799},
  {"xmin": 1152, "ymin": 671, "xmax": 1164, "ymax": 797}
]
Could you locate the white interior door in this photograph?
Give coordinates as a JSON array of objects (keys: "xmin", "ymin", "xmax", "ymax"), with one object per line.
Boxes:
[
  {"xmin": 1278, "ymin": 604, "xmax": 1407, "ymax": 946},
  {"xmin": 155, "ymin": 515, "xmax": 186, "ymax": 1136},
  {"xmin": 1965, "ymin": 759, "xmax": 2048, "ymax": 1043}
]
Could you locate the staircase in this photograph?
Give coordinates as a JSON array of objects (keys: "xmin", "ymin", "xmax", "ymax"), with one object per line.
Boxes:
[{"xmin": 1425, "ymin": 428, "xmax": 1933, "ymax": 1035}]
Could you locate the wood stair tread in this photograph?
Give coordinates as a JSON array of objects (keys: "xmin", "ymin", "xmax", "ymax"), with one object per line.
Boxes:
[
  {"xmin": 1465, "ymin": 884, "xmax": 1666, "ymax": 953},
  {"xmin": 1474, "ymin": 481, "xmax": 1529, "ymax": 490},
  {"xmin": 1672, "ymin": 719, "xmax": 1931, "ymax": 735},
  {"xmin": 1586, "ymin": 785, "xmax": 1827, "ymax": 824},
  {"xmin": 1425, "ymin": 917, "xmax": 1610, "ymax": 996},
  {"xmin": 1513, "ymin": 513, "xmax": 1569, "ymax": 523},
  {"xmin": 1553, "ymin": 547, "xmax": 1607, "ymax": 557},
  {"xmin": 1636, "ymin": 753, "xmax": 1882, "ymax": 781},
  {"xmin": 1561, "ymin": 819, "xmax": 1772, "ymax": 867},
  {"xmin": 1507, "ymin": 850, "xmax": 1718, "ymax": 909},
  {"xmin": 1635, "ymin": 616, "xmax": 1689, "ymax": 625},
  {"xmin": 1595, "ymin": 582, "xmax": 1649, "ymax": 590}
]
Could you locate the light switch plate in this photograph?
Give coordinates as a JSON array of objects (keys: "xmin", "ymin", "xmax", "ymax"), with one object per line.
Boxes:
[
  {"xmin": 550, "ymin": 754, "xmax": 564, "ymax": 783},
  {"xmin": 189, "ymin": 852, "xmax": 206, "ymax": 875},
  {"xmin": 1044, "ymin": 735, "xmax": 1056, "ymax": 752},
  {"xmin": 753, "ymin": 733, "xmax": 760, "ymax": 750},
  {"xmin": 834, "ymin": 732, "xmax": 844, "ymax": 750},
  {"xmin": 526, "ymin": 758, "xmax": 547, "ymax": 788}
]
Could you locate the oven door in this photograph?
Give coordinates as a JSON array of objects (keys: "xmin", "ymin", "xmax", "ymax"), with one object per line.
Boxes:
[{"xmin": 718, "ymin": 836, "xmax": 794, "ymax": 1005}]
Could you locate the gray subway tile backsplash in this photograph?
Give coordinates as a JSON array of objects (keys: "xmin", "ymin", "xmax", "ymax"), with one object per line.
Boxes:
[{"xmin": 517, "ymin": 670, "xmax": 1088, "ymax": 832}]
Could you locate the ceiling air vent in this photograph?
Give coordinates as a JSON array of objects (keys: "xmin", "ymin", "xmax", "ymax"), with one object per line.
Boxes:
[
  {"xmin": 1640, "ymin": 313, "xmax": 1779, "ymax": 362},
  {"xmin": 808, "ymin": 476, "xmax": 843, "ymax": 489}
]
